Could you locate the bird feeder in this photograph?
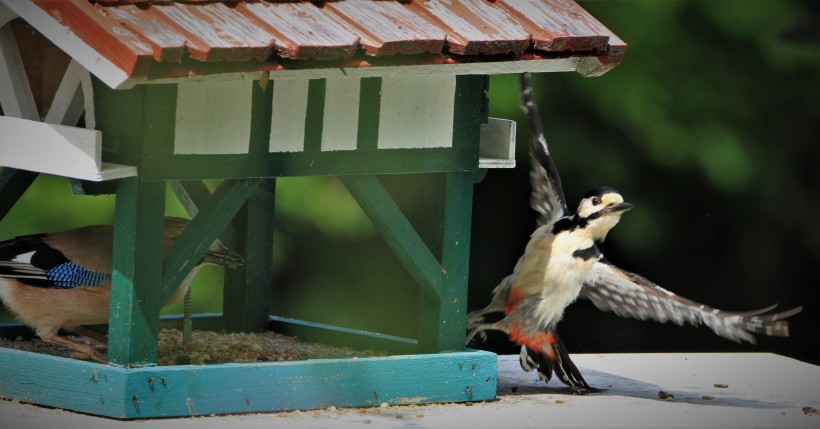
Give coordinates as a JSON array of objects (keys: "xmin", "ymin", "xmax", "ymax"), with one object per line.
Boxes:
[{"xmin": 0, "ymin": 0, "xmax": 624, "ymax": 419}]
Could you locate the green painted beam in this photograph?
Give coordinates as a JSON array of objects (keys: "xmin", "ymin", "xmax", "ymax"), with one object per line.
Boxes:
[
  {"xmin": 222, "ymin": 178, "xmax": 276, "ymax": 333},
  {"xmin": 160, "ymin": 178, "xmax": 260, "ymax": 304},
  {"xmin": 341, "ymin": 175, "xmax": 445, "ymax": 302},
  {"xmin": 109, "ymin": 176, "xmax": 166, "ymax": 366},
  {"xmin": 0, "ymin": 168, "xmax": 37, "ymax": 220}
]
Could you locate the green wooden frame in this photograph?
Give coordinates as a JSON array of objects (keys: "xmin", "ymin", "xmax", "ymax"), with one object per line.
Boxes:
[{"xmin": 0, "ymin": 75, "xmax": 496, "ymax": 417}]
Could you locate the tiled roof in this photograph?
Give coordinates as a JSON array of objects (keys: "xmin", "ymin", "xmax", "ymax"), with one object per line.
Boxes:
[{"xmin": 4, "ymin": 0, "xmax": 625, "ymax": 87}]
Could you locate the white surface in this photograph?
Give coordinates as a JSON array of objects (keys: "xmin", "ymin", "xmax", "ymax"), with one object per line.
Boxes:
[
  {"xmin": 378, "ymin": 75, "xmax": 455, "ymax": 149},
  {"xmin": 1, "ymin": 353, "xmax": 817, "ymax": 428},
  {"xmin": 322, "ymin": 77, "xmax": 361, "ymax": 152},
  {"xmin": 175, "ymin": 80, "xmax": 252, "ymax": 155},
  {"xmin": 0, "ymin": 116, "xmax": 100, "ymax": 177},
  {"xmin": 479, "ymin": 118, "xmax": 516, "ymax": 169},
  {"xmin": 269, "ymin": 78, "xmax": 309, "ymax": 152}
]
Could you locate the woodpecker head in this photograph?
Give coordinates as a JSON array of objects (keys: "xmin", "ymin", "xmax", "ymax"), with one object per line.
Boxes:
[{"xmin": 575, "ymin": 187, "xmax": 634, "ymax": 241}]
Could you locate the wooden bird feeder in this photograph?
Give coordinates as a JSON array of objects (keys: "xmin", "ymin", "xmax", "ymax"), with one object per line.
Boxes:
[{"xmin": 0, "ymin": 0, "xmax": 624, "ymax": 419}]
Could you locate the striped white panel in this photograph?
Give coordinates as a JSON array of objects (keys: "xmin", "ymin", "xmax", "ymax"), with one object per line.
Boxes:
[
  {"xmin": 378, "ymin": 75, "xmax": 455, "ymax": 149},
  {"xmin": 174, "ymin": 80, "xmax": 252, "ymax": 154},
  {"xmin": 321, "ymin": 77, "xmax": 360, "ymax": 151},
  {"xmin": 269, "ymin": 79, "xmax": 309, "ymax": 152}
]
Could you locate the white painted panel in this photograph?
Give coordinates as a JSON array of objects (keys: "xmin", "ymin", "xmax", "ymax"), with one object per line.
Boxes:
[
  {"xmin": 269, "ymin": 79, "xmax": 308, "ymax": 153},
  {"xmin": 479, "ymin": 117, "xmax": 516, "ymax": 168},
  {"xmin": 0, "ymin": 116, "xmax": 100, "ymax": 179},
  {"xmin": 321, "ymin": 78, "xmax": 360, "ymax": 151},
  {"xmin": 174, "ymin": 80, "xmax": 252, "ymax": 155},
  {"xmin": 378, "ymin": 75, "xmax": 455, "ymax": 149}
]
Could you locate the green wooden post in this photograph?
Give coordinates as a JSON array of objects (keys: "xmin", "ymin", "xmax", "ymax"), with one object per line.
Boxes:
[
  {"xmin": 108, "ymin": 176, "xmax": 166, "ymax": 366},
  {"xmin": 417, "ymin": 172, "xmax": 474, "ymax": 353},
  {"xmin": 0, "ymin": 168, "xmax": 37, "ymax": 220},
  {"xmin": 415, "ymin": 75, "xmax": 485, "ymax": 352},
  {"xmin": 223, "ymin": 178, "xmax": 276, "ymax": 332}
]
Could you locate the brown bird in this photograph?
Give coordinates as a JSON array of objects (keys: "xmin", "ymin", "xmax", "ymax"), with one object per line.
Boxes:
[{"xmin": 0, "ymin": 217, "xmax": 243, "ymax": 363}]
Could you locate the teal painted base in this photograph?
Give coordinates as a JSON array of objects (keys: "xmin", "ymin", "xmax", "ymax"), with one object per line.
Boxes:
[{"xmin": 0, "ymin": 345, "xmax": 496, "ymax": 419}]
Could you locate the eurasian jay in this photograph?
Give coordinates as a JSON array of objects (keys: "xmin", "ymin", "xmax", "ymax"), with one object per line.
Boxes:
[{"xmin": 0, "ymin": 217, "xmax": 243, "ymax": 363}]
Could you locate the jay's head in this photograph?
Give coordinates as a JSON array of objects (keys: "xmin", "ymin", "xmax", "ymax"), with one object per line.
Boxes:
[{"xmin": 163, "ymin": 217, "xmax": 245, "ymax": 269}]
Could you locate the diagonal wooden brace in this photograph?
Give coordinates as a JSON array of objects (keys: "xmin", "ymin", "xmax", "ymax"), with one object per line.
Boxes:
[{"xmin": 160, "ymin": 178, "xmax": 260, "ymax": 304}]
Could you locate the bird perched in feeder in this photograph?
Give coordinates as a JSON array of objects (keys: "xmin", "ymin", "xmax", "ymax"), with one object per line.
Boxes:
[
  {"xmin": 0, "ymin": 217, "xmax": 243, "ymax": 364},
  {"xmin": 466, "ymin": 73, "xmax": 802, "ymax": 393}
]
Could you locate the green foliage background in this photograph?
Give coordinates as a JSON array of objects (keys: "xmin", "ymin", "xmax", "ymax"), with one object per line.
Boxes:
[{"xmin": 1, "ymin": 0, "xmax": 816, "ymax": 363}]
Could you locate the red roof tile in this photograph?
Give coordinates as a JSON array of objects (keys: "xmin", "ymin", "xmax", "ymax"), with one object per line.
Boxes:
[{"xmin": 12, "ymin": 0, "xmax": 626, "ymax": 86}]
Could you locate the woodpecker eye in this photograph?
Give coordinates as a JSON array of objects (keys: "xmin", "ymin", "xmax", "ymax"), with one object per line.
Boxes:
[{"xmin": 591, "ymin": 197, "xmax": 601, "ymax": 206}]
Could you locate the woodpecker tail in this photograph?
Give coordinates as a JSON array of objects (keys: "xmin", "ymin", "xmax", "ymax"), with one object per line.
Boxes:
[{"xmin": 518, "ymin": 331, "xmax": 603, "ymax": 394}]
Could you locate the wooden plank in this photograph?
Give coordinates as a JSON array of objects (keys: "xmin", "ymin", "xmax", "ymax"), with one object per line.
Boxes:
[
  {"xmin": 7, "ymin": 0, "xmax": 144, "ymax": 89},
  {"xmin": 0, "ymin": 116, "xmax": 102, "ymax": 180},
  {"xmin": 0, "ymin": 168, "xmax": 37, "ymax": 220},
  {"xmin": 152, "ymin": 2, "xmax": 273, "ymax": 62},
  {"xmin": 341, "ymin": 175, "xmax": 445, "ymax": 303},
  {"xmin": 140, "ymin": 57, "xmax": 583, "ymax": 86},
  {"xmin": 0, "ymin": 346, "xmax": 497, "ymax": 418},
  {"xmin": 498, "ymin": 0, "xmax": 610, "ymax": 53},
  {"xmin": 239, "ymin": 2, "xmax": 358, "ymax": 61},
  {"xmin": 356, "ymin": 77, "xmax": 381, "ymax": 151},
  {"xmin": 222, "ymin": 179, "xmax": 276, "ymax": 333},
  {"xmin": 174, "ymin": 79, "xmax": 252, "ymax": 155},
  {"xmin": 109, "ymin": 177, "xmax": 167, "ymax": 367},
  {"xmin": 378, "ymin": 75, "xmax": 455, "ymax": 149},
  {"xmin": 0, "ymin": 2, "xmax": 15, "ymax": 27},
  {"xmin": 303, "ymin": 79, "xmax": 326, "ymax": 154},
  {"xmin": 43, "ymin": 60, "xmax": 85, "ymax": 126},
  {"xmin": 410, "ymin": 0, "xmax": 530, "ymax": 56},
  {"xmin": 103, "ymin": 5, "xmax": 188, "ymax": 62},
  {"xmin": 160, "ymin": 179, "xmax": 260, "ymax": 305},
  {"xmin": 418, "ymin": 172, "xmax": 474, "ymax": 353},
  {"xmin": 140, "ymin": 148, "xmax": 477, "ymax": 181},
  {"xmin": 269, "ymin": 78, "xmax": 308, "ymax": 153},
  {"xmin": 268, "ymin": 315, "xmax": 418, "ymax": 356},
  {"xmin": 0, "ymin": 22, "xmax": 38, "ymax": 120},
  {"xmin": 479, "ymin": 118, "xmax": 516, "ymax": 169},
  {"xmin": 325, "ymin": 0, "xmax": 446, "ymax": 56},
  {"xmin": 322, "ymin": 77, "xmax": 360, "ymax": 152}
]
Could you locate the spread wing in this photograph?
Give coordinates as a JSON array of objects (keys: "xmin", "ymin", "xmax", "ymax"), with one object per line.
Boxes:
[
  {"xmin": 520, "ymin": 73, "xmax": 569, "ymax": 227},
  {"xmin": 579, "ymin": 260, "xmax": 802, "ymax": 343}
]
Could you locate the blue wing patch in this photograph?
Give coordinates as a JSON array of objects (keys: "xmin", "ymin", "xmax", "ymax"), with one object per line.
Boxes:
[{"xmin": 45, "ymin": 262, "xmax": 111, "ymax": 288}]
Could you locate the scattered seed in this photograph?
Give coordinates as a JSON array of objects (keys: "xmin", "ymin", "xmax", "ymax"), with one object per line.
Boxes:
[
  {"xmin": 702, "ymin": 395, "xmax": 715, "ymax": 400},
  {"xmin": 714, "ymin": 383, "xmax": 729, "ymax": 388},
  {"xmin": 555, "ymin": 400, "xmax": 564, "ymax": 404},
  {"xmin": 802, "ymin": 406, "xmax": 819, "ymax": 416},
  {"xmin": 658, "ymin": 391, "xmax": 674, "ymax": 400}
]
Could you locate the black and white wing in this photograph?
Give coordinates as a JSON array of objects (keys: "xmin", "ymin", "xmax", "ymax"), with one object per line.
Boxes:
[
  {"xmin": 579, "ymin": 260, "xmax": 802, "ymax": 343},
  {"xmin": 0, "ymin": 233, "xmax": 111, "ymax": 289},
  {"xmin": 520, "ymin": 73, "xmax": 569, "ymax": 227}
]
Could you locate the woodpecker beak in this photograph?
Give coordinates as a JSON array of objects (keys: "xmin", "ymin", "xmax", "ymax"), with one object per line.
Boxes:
[
  {"xmin": 604, "ymin": 202, "xmax": 634, "ymax": 214},
  {"xmin": 202, "ymin": 247, "xmax": 244, "ymax": 268}
]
